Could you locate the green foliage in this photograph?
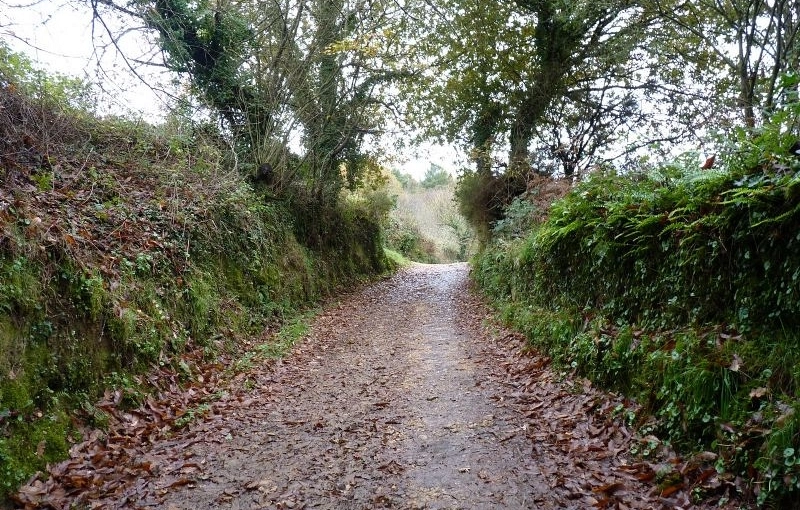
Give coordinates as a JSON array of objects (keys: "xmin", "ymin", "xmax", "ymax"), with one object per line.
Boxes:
[
  {"xmin": 0, "ymin": 42, "xmax": 92, "ymax": 111},
  {"xmin": 386, "ymin": 179, "xmax": 474, "ymax": 263},
  {"xmin": 0, "ymin": 257, "xmax": 41, "ymax": 317},
  {"xmin": 390, "ymin": 169, "xmax": 419, "ymax": 191},
  {"xmin": 513, "ymin": 164, "xmax": 800, "ymax": 330},
  {"xmin": 143, "ymin": 0, "xmax": 252, "ymax": 118},
  {"xmin": 384, "ymin": 214, "xmax": 438, "ymax": 263},
  {"xmin": 257, "ymin": 308, "xmax": 318, "ymax": 359},
  {"xmin": 472, "ymin": 138, "xmax": 800, "ymax": 504},
  {"xmin": 403, "ymin": 0, "xmax": 649, "ymax": 175},
  {"xmin": 642, "ymin": 0, "xmax": 798, "ymax": 131},
  {"xmin": 455, "ymin": 168, "xmax": 527, "ymax": 243},
  {"xmin": 290, "ymin": 190, "xmax": 389, "ymax": 276},
  {"xmin": 420, "ymin": 164, "xmax": 453, "ymax": 189},
  {"xmin": 383, "ymin": 247, "xmax": 410, "ymax": 267},
  {"xmin": 139, "ymin": 0, "xmax": 408, "ymax": 205},
  {"xmin": 0, "ymin": 80, "xmax": 391, "ymax": 503},
  {"xmin": 174, "ymin": 403, "xmax": 211, "ymax": 428},
  {"xmin": 0, "ymin": 407, "xmax": 72, "ymax": 498},
  {"xmin": 455, "ymin": 170, "xmax": 493, "ymax": 242},
  {"xmin": 491, "ymin": 196, "xmax": 537, "ymax": 240}
]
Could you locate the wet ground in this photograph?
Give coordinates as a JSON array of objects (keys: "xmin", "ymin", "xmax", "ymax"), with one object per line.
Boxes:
[{"xmin": 15, "ymin": 263, "xmax": 708, "ymax": 509}]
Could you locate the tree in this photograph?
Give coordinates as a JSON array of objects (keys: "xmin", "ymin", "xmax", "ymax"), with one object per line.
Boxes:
[
  {"xmin": 89, "ymin": 0, "xmax": 412, "ymax": 205},
  {"xmin": 420, "ymin": 163, "xmax": 452, "ymax": 188},
  {"xmin": 644, "ymin": 0, "xmax": 800, "ymax": 131},
  {"xmin": 390, "ymin": 169, "xmax": 419, "ymax": 191},
  {"xmin": 399, "ymin": 0, "xmax": 518, "ymax": 175},
  {"xmin": 399, "ymin": 0, "xmax": 652, "ymax": 238},
  {"xmin": 402, "ymin": 0, "xmax": 651, "ymax": 178}
]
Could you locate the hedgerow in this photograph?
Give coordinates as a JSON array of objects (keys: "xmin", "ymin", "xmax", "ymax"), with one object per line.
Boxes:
[{"xmin": 473, "ymin": 156, "xmax": 800, "ymax": 506}]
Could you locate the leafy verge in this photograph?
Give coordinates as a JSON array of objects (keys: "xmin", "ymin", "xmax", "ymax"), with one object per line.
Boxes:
[{"xmin": 473, "ymin": 157, "xmax": 800, "ymax": 506}]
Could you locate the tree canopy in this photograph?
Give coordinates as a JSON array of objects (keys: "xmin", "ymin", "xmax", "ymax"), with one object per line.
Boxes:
[
  {"xmin": 87, "ymin": 0, "xmax": 413, "ymax": 204},
  {"xmin": 420, "ymin": 163, "xmax": 452, "ymax": 189},
  {"xmin": 399, "ymin": 0, "xmax": 799, "ymax": 177},
  {"xmin": 34, "ymin": 0, "xmax": 799, "ymax": 210}
]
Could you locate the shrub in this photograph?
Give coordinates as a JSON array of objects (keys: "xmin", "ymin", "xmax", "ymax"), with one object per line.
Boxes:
[{"xmin": 472, "ymin": 149, "xmax": 800, "ymax": 505}]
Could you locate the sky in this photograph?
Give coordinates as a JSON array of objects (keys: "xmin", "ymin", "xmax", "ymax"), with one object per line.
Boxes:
[
  {"xmin": 1, "ymin": 0, "xmax": 176, "ymax": 116},
  {"xmin": 0, "ymin": 0, "xmax": 462, "ymax": 180}
]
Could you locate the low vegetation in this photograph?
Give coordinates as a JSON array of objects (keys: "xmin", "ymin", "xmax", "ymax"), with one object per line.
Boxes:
[
  {"xmin": 469, "ymin": 134, "xmax": 800, "ymax": 506},
  {"xmin": 3, "ymin": 0, "xmax": 798, "ymax": 504}
]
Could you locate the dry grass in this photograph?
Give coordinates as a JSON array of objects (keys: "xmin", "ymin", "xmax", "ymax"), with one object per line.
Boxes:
[
  {"xmin": 525, "ymin": 174, "xmax": 573, "ymax": 223},
  {"xmin": 393, "ymin": 183, "xmax": 473, "ymax": 262}
]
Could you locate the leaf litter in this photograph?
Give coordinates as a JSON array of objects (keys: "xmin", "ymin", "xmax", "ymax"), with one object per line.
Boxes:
[{"xmin": 14, "ymin": 263, "xmax": 742, "ymax": 509}]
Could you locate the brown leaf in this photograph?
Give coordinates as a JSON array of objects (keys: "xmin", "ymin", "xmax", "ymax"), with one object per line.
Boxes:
[
  {"xmin": 377, "ymin": 460, "xmax": 404, "ymax": 474},
  {"xmin": 164, "ymin": 477, "xmax": 193, "ymax": 489},
  {"xmin": 695, "ymin": 468, "xmax": 717, "ymax": 484},
  {"xmin": 592, "ymin": 481, "xmax": 624, "ymax": 494},
  {"xmin": 635, "ymin": 471, "xmax": 655, "ymax": 482},
  {"xmin": 659, "ymin": 483, "xmax": 683, "ymax": 497},
  {"xmin": 592, "ymin": 496, "xmax": 613, "ymax": 508},
  {"xmin": 66, "ymin": 474, "xmax": 91, "ymax": 488},
  {"xmin": 13, "ymin": 479, "xmax": 48, "ymax": 503},
  {"xmin": 692, "ymin": 451, "xmax": 718, "ymax": 462},
  {"xmin": 587, "ymin": 424, "xmax": 604, "ymax": 437}
]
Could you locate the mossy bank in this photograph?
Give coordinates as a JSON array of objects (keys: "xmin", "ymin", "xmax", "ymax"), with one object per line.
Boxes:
[
  {"xmin": 0, "ymin": 83, "xmax": 392, "ymax": 502},
  {"xmin": 472, "ymin": 156, "xmax": 800, "ymax": 507}
]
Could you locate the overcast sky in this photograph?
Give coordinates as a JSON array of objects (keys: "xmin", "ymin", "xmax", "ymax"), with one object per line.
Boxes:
[{"xmin": 1, "ymin": 0, "xmax": 177, "ymax": 117}]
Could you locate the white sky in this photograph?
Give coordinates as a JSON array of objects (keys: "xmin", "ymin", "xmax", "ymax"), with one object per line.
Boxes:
[
  {"xmin": 391, "ymin": 142, "xmax": 465, "ymax": 180},
  {"xmin": 1, "ymin": 0, "xmax": 178, "ymax": 117},
  {"xmin": 0, "ymin": 0, "xmax": 461, "ymax": 180}
]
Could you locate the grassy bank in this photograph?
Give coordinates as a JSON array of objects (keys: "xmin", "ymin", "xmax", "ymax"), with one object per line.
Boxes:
[
  {"xmin": 0, "ymin": 82, "xmax": 391, "ymax": 501},
  {"xmin": 472, "ymin": 160, "xmax": 800, "ymax": 506}
]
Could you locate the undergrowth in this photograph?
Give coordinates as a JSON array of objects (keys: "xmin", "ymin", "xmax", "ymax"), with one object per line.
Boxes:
[{"xmin": 473, "ymin": 145, "xmax": 800, "ymax": 506}]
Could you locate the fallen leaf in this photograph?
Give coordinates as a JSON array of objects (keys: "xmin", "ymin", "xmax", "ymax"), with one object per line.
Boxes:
[
  {"xmin": 592, "ymin": 481, "xmax": 624, "ymax": 494},
  {"xmin": 659, "ymin": 483, "xmax": 683, "ymax": 497}
]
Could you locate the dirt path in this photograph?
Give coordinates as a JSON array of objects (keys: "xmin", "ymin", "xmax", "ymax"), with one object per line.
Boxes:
[{"xmin": 16, "ymin": 263, "xmax": 708, "ymax": 509}]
